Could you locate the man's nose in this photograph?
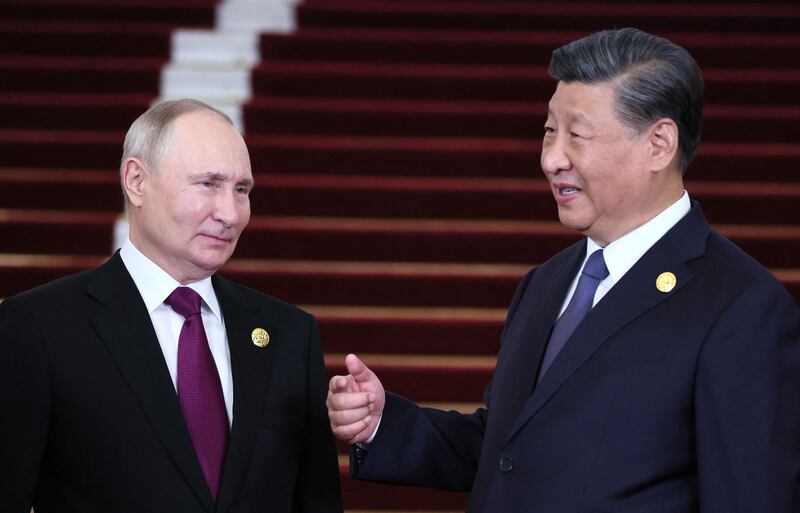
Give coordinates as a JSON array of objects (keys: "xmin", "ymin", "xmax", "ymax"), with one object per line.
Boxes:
[
  {"xmin": 541, "ymin": 138, "xmax": 570, "ymax": 175},
  {"xmin": 213, "ymin": 189, "xmax": 241, "ymax": 227}
]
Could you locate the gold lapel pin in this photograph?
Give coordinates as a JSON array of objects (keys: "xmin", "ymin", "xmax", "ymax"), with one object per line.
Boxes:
[
  {"xmin": 251, "ymin": 328, "xmax": 270, "ymax": 348},
  {"xmin": 656, "ymin": 272, "xmax": 677, "ymax": 293}
]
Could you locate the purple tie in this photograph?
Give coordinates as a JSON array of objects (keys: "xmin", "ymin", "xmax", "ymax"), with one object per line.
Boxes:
[
  {"xmin": 538, "ymin": 249, "xmax": 609, "ymax": 383},
  {"xmin": 165, "ymin": 287, "xmax": 228, "ymax": 501}
]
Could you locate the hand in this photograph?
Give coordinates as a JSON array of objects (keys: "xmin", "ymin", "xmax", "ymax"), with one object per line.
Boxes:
[{"xmin": 326, "ymin": 354, "xmax": 385, "ymax": 444}]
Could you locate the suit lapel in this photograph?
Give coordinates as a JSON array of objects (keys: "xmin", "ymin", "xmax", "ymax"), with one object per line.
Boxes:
[
  {"xmin": 490, "ymin": 242, "xmax": 584, "ymax": 427},
  {"xmin": 87, "ymin": 253, "xmax": 215, "ymax": 512},
  {"xmin": 213, "ymin": 276, "xmax": 276, "ymax": 513},
  {"xmin": 506, "ymin": 203, "xmax": 710, "ymax": 441},
  {"xmin": 482, "ymin": 242, "xmax": 585, "ymax": 456}
]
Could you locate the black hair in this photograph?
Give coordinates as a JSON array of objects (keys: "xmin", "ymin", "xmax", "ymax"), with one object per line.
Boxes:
[{"xmin": 549, "ymin": 28, "xmax": 704, "ymax": 172}]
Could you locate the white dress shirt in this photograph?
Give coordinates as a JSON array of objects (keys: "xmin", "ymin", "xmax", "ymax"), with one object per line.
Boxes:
[
  {"xmin": 558, "ymin": 191, "xmax": 691, "ymax": 316},
  {"xmin": 120, "ymin": 238, "xmax": 234, "ymax": 426}
]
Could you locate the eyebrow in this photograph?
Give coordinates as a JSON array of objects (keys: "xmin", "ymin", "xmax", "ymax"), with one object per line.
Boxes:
[
  {"xmin": 190, "ymin": 172, "xmax": 255, "ymax": 187},
  {"xmin": 546, "ymin": 107, "xmax": 595, "ymax": 128}
]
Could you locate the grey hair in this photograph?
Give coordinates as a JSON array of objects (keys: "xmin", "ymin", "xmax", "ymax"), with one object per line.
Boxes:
[
  {"xmin": 119, "ymin": 99, "xmax": 233, "ymax": 207},
  {"xmin": 549, "ymin": 28, "xmax": 703, "ymax": 172},
  {"xmin": 120, "ymin": 98, "xmax": 233, "ymax": 172}
]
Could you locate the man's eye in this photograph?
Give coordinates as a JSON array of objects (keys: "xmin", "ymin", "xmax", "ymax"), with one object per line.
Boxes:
[
  {"xmin": 544, "ymin": 126, "xmax": 555, "ymax": 135},
  {"xmin": 236, "ymin": 186, "xmax": 250, "ymax": 195}
]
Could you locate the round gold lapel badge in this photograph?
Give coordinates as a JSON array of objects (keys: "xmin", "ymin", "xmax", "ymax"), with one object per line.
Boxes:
[
  {"xmin": 656, "ymin": 272, "xmax": 677, "ymax": 293},
  {"xmin": 251, "ymin": 328, "xmax": 270, "ymax": 348}
]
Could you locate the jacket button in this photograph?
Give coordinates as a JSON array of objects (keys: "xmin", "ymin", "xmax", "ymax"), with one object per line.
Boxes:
[{"xmin": 499, "ymin": 456, "xmax": 514, "ymax": 472}]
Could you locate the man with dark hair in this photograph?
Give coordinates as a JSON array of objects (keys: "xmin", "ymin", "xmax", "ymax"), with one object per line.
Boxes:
[
  {"xmin": 0, "ymin": 99, "xmax": 342, "ymax": 513},
  {"xmin": 326, "ymin": 28, "xmax": 800, "ymax": 512},
  {"xmin": 549, "ymin": 27, "xmax": 703, "ymax": 172}
]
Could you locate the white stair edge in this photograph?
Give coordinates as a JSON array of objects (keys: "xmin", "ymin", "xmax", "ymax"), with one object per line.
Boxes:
[
  {"xmin": 217, "ymin": 0, "xmax": 300, "ymax": 33},
  {"xmin": 159, "ymin": 0, "xmax": 299, "ymax": 135},
  {"xmin": 171, "ymin": 29, "xmax": 261, "ymax": 67}
]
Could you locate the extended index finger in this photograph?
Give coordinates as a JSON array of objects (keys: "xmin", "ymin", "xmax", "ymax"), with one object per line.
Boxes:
[{"xmin": 328, "ymin": 374, "xmax": 355, "ymax": 394}]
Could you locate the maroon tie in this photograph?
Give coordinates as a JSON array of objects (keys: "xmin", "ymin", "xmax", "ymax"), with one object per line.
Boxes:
[{"xmin": 165, "ymin": 287, "xmax": 228, "ymax": 501}]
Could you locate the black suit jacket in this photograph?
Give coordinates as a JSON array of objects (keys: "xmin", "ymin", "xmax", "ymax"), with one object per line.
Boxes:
[
  {"xmin": 0, "ymin": 253, "xmax": 342, "ymax": 513},
  {"xmin": 353, "ymin": 202, "xmax": 800, "ymax": 513}
]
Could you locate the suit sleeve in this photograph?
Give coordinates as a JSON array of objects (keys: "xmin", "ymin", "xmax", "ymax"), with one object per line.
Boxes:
[
  {"xmin": 352, "ymin": 392, "xmax": 487, "ymax": 491},
  {"xmin": 0, "ymin": 297, "xmax": 52, "ymax": 513},
  {"xmin": 694, "ymin": 279, "xmax": 800, "ymax": 513},
  {"xmin": 292, "ymin": 317, "xmax": 343, "ymax": 512},
  {"xmin": 350, "ymin": 267, "xmax": 537, "ymax": 491}
]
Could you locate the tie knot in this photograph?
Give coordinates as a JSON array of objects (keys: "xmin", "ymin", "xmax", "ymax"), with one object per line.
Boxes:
[
  {"xmin": 165, "ymin": 287, "xmax": 202, "ymax": 319},
  {"xmin": 582, "ymin": 249, "xmax": 609, "ymax": 281}
]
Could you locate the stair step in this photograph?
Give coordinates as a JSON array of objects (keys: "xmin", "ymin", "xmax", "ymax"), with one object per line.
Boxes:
[
  {"xmin": 247, "ymin": 137, "xmax": 800, "ymax": 183},
  {"xmin": 252, "ymin": 61, "xmax": 800, "ymax": 105},
  {"xmin": 3, "ymin": 92, "xmax": 795, "ymax": 142},
  {"xmin": 245, "ymin": 140, "xmax": 800, "ymax": 187},
  {"xmin": 0, "ymin": 93, "xmax": 153, "ymax": 131},
  {"xmin": 243, "ymin": 98, "xmax": 800, "ymax": 143},
  {"xmin": 0, "ymin": 253, "xmax": 105, "ymax": 298},
  {"xmin": 324, "ymin": 353, "xmax": 494, "ymax": 402},
  {"xmin": 262, "ymin": 28, "xmax": 800, "ymax": 69},
  {"xmin": 2, "ymin": 211, "xmax": 800, "ymax": 267},
  {"xmin": 0, "ymin": 20, "xmax": 173, "ymax": 58},
  {"xmin": 0, "ymin": 0, "xmax": 215, "ymax": 26},
  {"xmin": 0, "ymin": 56, "xmax": 162, "ymax": 94},
  {"xmin": 297, "ymin": 1, "xmax": 800, "ymax": 34},
  {"xmin": 310, "ymin": 305, "xmax": 505, "ymax": 355},
  {"xmin": 222, "ymin": 260, "xmax": 524, "ymax": 308},
  {"xmin": 2, "ymin": 170, "xmax": 800, "ymax": 226},
  {"xmin": 4, "ymin": 130, "xmax": 798, "ymax": 182}
]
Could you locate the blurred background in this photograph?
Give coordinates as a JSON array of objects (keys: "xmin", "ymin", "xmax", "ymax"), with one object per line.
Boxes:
[{"xmin": 1, "ymin": 0, "xmax": 798, "ymax": 511}]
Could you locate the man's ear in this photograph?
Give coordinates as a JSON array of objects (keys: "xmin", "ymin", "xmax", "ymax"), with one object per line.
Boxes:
[
  {"xmin": 122, "ymin": 158, "xmax": 147, "ymax": 207},
  {"xmin": 648, "ymin": 118, "xmax": 679, "ymax": 172}
]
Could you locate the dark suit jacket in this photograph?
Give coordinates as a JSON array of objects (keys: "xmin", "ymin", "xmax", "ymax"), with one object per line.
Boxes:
[
  {"xmin": 352, "ymin": 202, "xmax": 800, "ymax": 513},
  {"xmin": 0, "ymin": 252, "xmax": 342, "ymax": 513}
]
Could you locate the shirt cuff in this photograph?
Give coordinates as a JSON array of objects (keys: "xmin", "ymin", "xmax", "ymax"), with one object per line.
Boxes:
[{"xmin": 355, "ymin": 414, "xmax": 382, "ymax": 449}]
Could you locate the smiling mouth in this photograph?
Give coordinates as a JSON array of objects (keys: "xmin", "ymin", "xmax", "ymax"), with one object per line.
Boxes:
[{"xmin": 554, "ymin": 183, "xmax": 582, "ymax": 197}]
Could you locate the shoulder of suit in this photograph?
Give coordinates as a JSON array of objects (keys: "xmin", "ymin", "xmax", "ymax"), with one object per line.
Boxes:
[
  {"xmin": 213, "ymin": 275, "xmax": 315, "ymax": 321},
  {"xmin": 704, "ymin": 229, "xmax": 782, "ymax": 285},
  {"xmin": 3, "ymin": 265, "xmax": 95, "ymax": 309},
  {"xmin": 681, "ymin": 229, "xmax": 796, "ymax": 310}
]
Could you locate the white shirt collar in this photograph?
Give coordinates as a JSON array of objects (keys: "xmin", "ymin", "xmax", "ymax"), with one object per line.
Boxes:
[
  {"xmin": 119, "ymin": 238, "xmax": 222, "ymax": 321},
  {"xmin": 588, "ymin": 191, "xmax": 691, "ymax": 284}
]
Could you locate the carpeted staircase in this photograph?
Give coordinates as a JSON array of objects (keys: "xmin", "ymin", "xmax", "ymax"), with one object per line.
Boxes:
[{"xmin": 1, "ymin": 0, "xmax": 799, "ymax": 511}]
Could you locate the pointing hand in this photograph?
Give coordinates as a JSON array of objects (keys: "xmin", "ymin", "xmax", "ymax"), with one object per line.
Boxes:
[{"xmin": 326, "ymin": 354, "xmax": 385, "ymax": 444}]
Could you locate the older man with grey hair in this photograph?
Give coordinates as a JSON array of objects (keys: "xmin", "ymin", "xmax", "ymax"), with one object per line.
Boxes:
[
  {"xmin": 327, "ymin": 28, "xmax": 800, "ymax": 513},
  {"xmin": 0, "ymin": 99, "xmax": 343, "ymax": 513}
]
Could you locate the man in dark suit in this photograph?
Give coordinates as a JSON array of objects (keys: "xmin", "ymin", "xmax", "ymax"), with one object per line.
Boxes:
[
  {"xmin": 326, "ymin": 28, "xmax": 800, "ymax": 512},
  {"xmin": 0, "ymin": 99, "xmax": 342, "ymax": 513}
]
